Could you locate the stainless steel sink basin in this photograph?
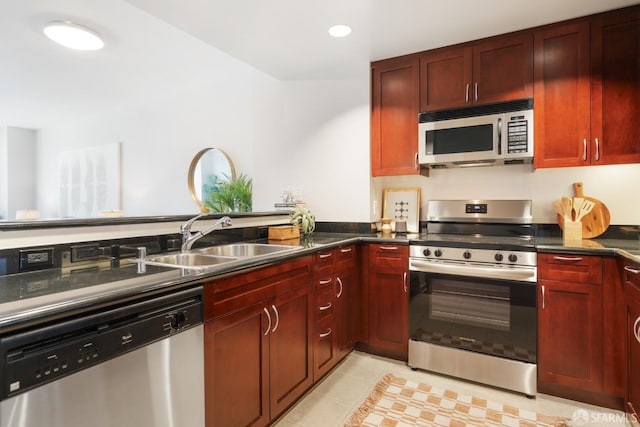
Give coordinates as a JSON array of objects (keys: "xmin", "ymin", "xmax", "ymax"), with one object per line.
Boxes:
[
  {"xmin": 143, "ymin": 253, "xmax": 238, "ymax": 269},
  {"xmin": 194, "ymin": 243, "xmax": 301, "ymax": 257}
]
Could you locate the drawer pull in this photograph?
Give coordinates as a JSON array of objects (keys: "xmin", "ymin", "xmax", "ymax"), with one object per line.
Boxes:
[
  {"xmin": 625, "ymin": 266, "xmax": 640, "ymax": 275},
  {"xmin": 553, "ymin": 256, "xmax": 583, "ymax": 262},
  {"xmin": 319, "ymin": 253, "xmax": 333, "ymax": 259},
  {"xmin": 319, "ymin": 302, "xmax": 332, "ymax": 311},
  {"xmin": 319, "ymin": 278, "xmax": 332, "ymax": 286},
  {"xmin": 541, "ymin": 285, "xmax": 546, "ymax": 310},
  {"xmin": 336, "ymin": 277, "xmax": 343, "ymax": 298},
  {"xmin": 319, "ymin": 329, "xmax": 332, "ymax": 338},
  {"xmin": 263, "ymin": 307, "xmax": 272, "ymax": 336},
  {"xmin": 634, "ymin": 317, "xmax": 640, "ymax": 344},
  {"xmin": 403, "ymin": 272, "xmax": 408, "ymax": 293},
  {"xmin": 271, "ymin": 305, "xmax": 279, "ymax": 333},
  {"xmin": 340, "ymin": 248, "xmax": 352, "ymax": 253},
  {"xmin": 380, "ymin": 245, "xmax": 398, "ymax": 251}
]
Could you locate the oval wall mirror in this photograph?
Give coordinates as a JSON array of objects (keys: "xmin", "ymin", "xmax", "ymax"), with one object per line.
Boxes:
[{"xmin": 188, "ymin": 148, "xmax": 236, "ymax": 212}]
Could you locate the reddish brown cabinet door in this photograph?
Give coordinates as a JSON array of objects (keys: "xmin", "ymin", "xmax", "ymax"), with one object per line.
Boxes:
[
  {"xmin": 371, "ymin": 56, "xmax": 420, "ymax": 176},
  {"xmin": 205, "ymin": 303, "xmax": 270, "ymax": 427},
  {"xmin": 624, "ymin": 262, "xmax": 640, "ymax": 417},
  {"xmin": 269, "ymin": 285, "xmax": 313, "ymax": 418},
  {"xmin": 336, "ymin": 264, "xmax": 357, "ymax": 359},
  {"xmin": 368, "ymin": 244, "xmax": 409, "ymax": 360},
  {"xmin": 533, "ymin": 21, "xmax": 592, "ymax": 168},
  {"xmin": 538, "ymin": 254, "xmax": 603, "ymax": 394},
  {"xmin": 591, "ymin": 7, "xmax": 640, "ymax": 166},
  {"xmin": 472, "ymin": 34, "xmax": 533, "ymax": 105},
  {"xmin": 419, "ymin": 47, "xmax": 472, "ymax": 111}
]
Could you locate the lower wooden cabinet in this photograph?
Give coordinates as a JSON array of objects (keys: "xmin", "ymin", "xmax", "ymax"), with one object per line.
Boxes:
[
  {"xmin": 204, "ymin": 257, "xmax": 313, "ymax": 427},
  {"xmin": 366, "ymin": 244, "xmax": 409, "ymax": 360},
  {"xmin": 624, "ymin": 261, "xmax": 640, "ymax": 418},
  {"xmin": 312, "ymin": 245, "xmax": 358, "ymax": 380},
  {"xmin": 537, "ymin": 253, "xmax": 625, "ymax": 409}
]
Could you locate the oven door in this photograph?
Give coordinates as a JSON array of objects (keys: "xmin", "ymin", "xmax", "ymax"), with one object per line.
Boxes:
[{"xmin": 409, "ymin": 269, "xmax": 536, "ymax": 363}]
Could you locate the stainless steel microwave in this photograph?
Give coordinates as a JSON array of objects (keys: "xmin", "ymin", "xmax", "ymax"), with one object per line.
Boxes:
[{"xmin": 418, "ymin": 99, "xmax": 534, "ymax": 168}]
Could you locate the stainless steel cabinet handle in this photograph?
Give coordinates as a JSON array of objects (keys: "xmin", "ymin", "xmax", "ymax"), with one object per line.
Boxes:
[
  {"xmin": 474, "ymin": 82, "xmax": 478, "ymax": 101},
  {"xmin": 553, "ymin": 256, "xmax": 583, "ymax": 262},
  {"xmin": 319, "ymin": 302, "xmax": 332, "ymax": 311},
  {"xmin": 319, "ymin": 253, "xmax": 333, "ymax": 259},
  {"xmin": 465, "ymin": 83, "xmax": 470, "ymax": 103},
  {"xmin": 414, "ymin": 152, "xmax": 419, "ymax": 170},
  {"xmin": 625, "ymin": 266, "xmax": 640, "ymax": 275},
  {"xmin": 336, "ymin": 277, "xmax": 343, "ymax": 298},
  {"xmin": 271, "ymin": 305, "xmax": 279, "ymax": 333},
  {"xmin": 319, "ymin": 278, "xmax": 332, "ymax": 286},
  {"xmin": 582, "ymin": 139, "xmax": 587, "ymax": 161},
  {"xmin": 634, "ymin": 317, "xmax": 640, "ymax": 344},
  {"xmin": 541, "ymin": 285, "xmax": 546, "ymax": 310},
  {"xmin": 497, "ymin": 118, "xmax": 502, "ymax": 155},
  {"xmin": 403, "ymin": 272, "xmax": 408, "ymax": 293},
  {"xmin": 380, "ymin": 245, "xmax": 398, "ymax": 251},
  {"xmin": 319, "ymin": 329, "xmax": 332, "ymax": 338},
  {"xmin": 263, "ymin": 307, "xmax": 272, "ymax": 336},
  {"xmin": 340, "ymin": 247, "xmax": 352, "ymax": 253},
  {"xmin": 594, "ymin": 138, "xmax": 600, "ymax": 161}
]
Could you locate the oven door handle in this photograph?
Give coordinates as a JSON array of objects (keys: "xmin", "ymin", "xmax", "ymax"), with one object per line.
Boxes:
[{"xmin": 410, "ymin": 260, "xmax": 537, "ymax": 282}]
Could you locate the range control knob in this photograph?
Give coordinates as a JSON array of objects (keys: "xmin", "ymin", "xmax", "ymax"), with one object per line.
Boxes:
[
  {"xmin": 423, "ymin": 249, "xmax": 431, "ymax": 257},
  {"xmin": 494, "ymin": 253, "xmax": 504, "ymax": 262},
  {"xmin": 508, "ymin": 254, "xmax": 518, "ymax": 263},
  {"xmin": 171, "ymin": 312, "xmax": 186, "ymax": 330},
  {"xmin": 434, "ymin": 249, "xmax": 443, "ymax": 257},
  {"xmin": 463, "ymin": 251, "xmax": 472, "ymax": 260}
]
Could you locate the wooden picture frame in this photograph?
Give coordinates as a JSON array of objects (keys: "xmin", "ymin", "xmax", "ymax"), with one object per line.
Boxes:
[{"xmin": 382, "ymin": 187, "xmax": 421, "ymax": 233}]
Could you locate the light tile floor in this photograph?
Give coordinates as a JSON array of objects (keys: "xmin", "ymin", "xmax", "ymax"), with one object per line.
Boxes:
[{"xmin": 274, "ymin": 351, "xmax": 635, "ymax": 426}]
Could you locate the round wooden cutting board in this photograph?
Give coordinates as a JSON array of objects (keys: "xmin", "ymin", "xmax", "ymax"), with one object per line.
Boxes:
[{"xmin": 557, "ymin": 182, "xmax": 611, "ymax": 238}]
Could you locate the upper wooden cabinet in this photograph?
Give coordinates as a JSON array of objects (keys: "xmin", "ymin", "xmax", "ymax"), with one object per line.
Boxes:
[
  {"xmin": 371, "ymin": 55, "xmax": 421, "ymax": 176},
  {"xmin": 534, "ymin": 7, "xmax": 640, "ymax": 168},
  {"xmin": 419, "ymin": 34, "xmax": 533, "ymax": 111}
]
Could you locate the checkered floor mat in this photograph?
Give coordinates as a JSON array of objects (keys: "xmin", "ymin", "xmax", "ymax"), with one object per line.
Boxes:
[{"xmin": 345, "ymin": 373, "xmax": 567, "ymax": 427}]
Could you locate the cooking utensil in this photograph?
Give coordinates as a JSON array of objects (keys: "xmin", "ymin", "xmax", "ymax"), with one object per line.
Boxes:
[
  {"xmin": 575, "ymin": 199, "xmax": 595, "ymax": 222},
  {"xmin": 553, "ymin": 200, "xmax": 565, "ymax": 218},
  {"xmin": 561, "ymin": 196, "xmax": 573, "ymax": 221},
  {"xmin": 557, "ymin": 182, "xmax": 611, "ymax": 238}
]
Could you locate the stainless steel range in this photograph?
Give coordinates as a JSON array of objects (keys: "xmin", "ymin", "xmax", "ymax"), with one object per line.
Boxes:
[{"xmin": 408, "ymin": 200, "xmax": 537, "ymax": 396}]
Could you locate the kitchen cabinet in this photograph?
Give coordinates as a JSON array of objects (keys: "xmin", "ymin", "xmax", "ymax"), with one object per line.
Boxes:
[
  {"xmin": 624, "ymin": 261, "xmax": 640, "ymax": 418},
  {"xmin": 366, "ymin": 243, "xmax": 409, "ymax": 360},
  {"xmin": 538, "ymin": 253, "xmax": 625, "ymax": 409},
  {"xmin": 204, "ymin": 256, "xmax": 313, "ymax": 427},
  {"xmin": 312, "ymin": 245, "xmax": 358, "ymax": 380},
  {"xmin": 419, "ymin": 34, "xmax": 533, "ymax": 111},
  {"xmin": 370, "ymin": 55, "xmax": 423, "ymax": 176},
  {"xmin": 534, "ymin": 6, "xmax": 640, "ymax": 168}
]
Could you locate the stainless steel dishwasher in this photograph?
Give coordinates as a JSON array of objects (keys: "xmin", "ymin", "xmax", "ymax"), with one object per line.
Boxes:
[{"xmin": 0, "ymin": 285, "xmax": 204, "ymax": 427}]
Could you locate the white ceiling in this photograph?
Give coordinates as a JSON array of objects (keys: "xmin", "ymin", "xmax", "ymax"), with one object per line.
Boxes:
[
  {"xmin": 2, "ymin": 0, "xmax": 638, "ymax": 129},
  {"xmin": 125, "ymin": 0, "xmax": 639, "ymax": 79}
]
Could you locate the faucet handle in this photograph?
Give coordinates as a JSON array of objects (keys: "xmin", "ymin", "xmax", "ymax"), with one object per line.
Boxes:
[{"xmin": 181, "ymin": 213, "xmax": 206, "ymax": 233}]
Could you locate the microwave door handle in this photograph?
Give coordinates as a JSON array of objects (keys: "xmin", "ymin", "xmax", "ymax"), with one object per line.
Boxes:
[{"xmin": 497, "ymin": 118, "xmax": 502, "ymax": 155}]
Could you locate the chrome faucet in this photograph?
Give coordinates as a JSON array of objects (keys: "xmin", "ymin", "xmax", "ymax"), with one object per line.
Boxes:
[{"xmin": 180, "ymin": 214, "xmax": 232, "ymax": 252}]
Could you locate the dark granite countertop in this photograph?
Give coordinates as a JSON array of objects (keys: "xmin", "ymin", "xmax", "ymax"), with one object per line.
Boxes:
[
  {"xmin": 0, "ymin": 232, "xmax": 409, "ymax": 332},
  {"xmin": 2, "ymin": 228, "xmax": 638, "ymax": 334}
]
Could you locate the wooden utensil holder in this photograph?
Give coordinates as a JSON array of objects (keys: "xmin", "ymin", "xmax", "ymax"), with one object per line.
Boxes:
[{"xmin": 563, "ymin": 221, "xmax": 582, "ymax": 245}]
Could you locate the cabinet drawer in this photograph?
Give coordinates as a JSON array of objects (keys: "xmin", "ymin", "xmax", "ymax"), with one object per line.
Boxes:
[
  {"xmin": 315, "ymin": 287, "xmax": 335, "ymax": 321},
  {"xmin": 538, "ymin": 253, "xmax": 602, "ymax": 284},
  {"xmin": 370, "ymin": 244, "xmax": 409, "ymax": 270},
  {"xmin": 336, "ymin": 245, "xmax": 356, "ymax": 265},
  {"xmin": 624, "ymin": 261, "xmax": 640, "ymax": 293},
  {"xmin": 314, "ymin": 249, "xmax": 335, "ymax": 273}
]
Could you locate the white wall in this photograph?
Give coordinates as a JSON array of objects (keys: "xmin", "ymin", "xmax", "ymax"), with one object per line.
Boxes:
[
  {"xmin": 3, "ymin": 127, "xmax": 37, "ymax": 219},
  {"xmin": 253, "ymin": 73, "xmax": 372, "ymax": 222},
  {"xmin": 372, "ymin": 163, "xmax": 640, "ymax": 225}
]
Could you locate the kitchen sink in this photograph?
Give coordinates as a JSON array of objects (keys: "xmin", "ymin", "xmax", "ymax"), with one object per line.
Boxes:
[
  {"xmin": 194, "ymin": 243, "xmax": 301, "ymax": 257},
  {"xmin": 142, "ymin": 253, "xmax": 238, "ymax": 269}
]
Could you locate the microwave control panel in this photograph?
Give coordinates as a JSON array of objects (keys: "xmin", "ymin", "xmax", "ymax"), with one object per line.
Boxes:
[{"xmin": 506, "ymin": 115, "xmax": 529, "ymax": 154}]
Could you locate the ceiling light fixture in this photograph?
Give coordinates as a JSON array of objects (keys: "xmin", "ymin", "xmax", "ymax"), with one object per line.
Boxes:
[
  {"xmin": 43, "ymin": 21, "xmax": 104, "ymax": 51},
  {"xmin": 328, "ymin": 24, "xmax": 352, "ymax": 38}
]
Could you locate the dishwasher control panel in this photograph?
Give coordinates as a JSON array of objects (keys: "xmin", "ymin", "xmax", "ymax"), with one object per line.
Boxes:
[{"xmin": 0, "ymin": 286, "xmax": 203, "ymax": 400}]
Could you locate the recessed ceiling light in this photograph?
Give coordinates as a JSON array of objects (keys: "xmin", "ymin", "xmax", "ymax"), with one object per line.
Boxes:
[
  {"xmin": 328, "ymin": 24, "xmax": 352, "ymax": 38},
  {"xmin": 43, "ymin": 21, "xmax": 104, "ymax": 51}
]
